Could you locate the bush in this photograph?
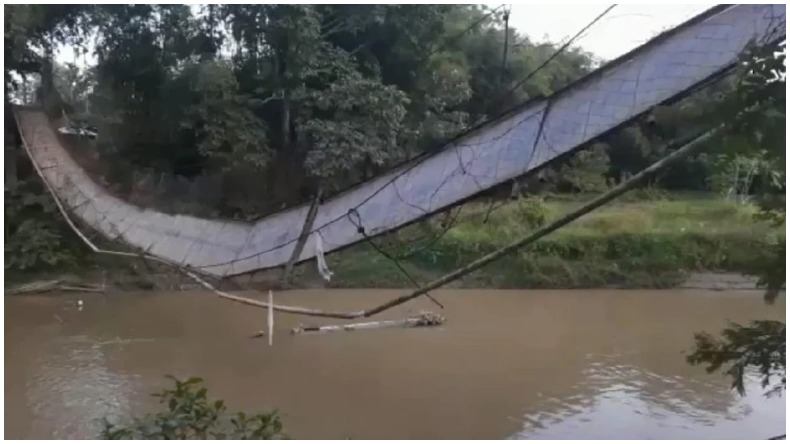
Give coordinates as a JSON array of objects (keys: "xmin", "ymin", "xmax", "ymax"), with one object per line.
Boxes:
[
  {"xmin": 4, "ymin": 178, "xmax": 83, "ymax": 273},
  {"xmin": 101, "ymin": 376, "xmax": 286, "ymax": 440},
  {"xmin": 628, "ymin": 185, "xmax": 668, "ymax": 201},
  {"xmin": 514, "ymin": 196, "xmax": 551, "ymax": 229}
]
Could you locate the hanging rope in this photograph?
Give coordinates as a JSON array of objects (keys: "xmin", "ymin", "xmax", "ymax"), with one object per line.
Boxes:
[{"xmin": 347, "ymin": 209, "xmax": 444, "ymax": 310}]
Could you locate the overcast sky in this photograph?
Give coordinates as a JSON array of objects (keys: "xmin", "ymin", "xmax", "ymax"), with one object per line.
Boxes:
[
  {"xmin": 56, "ymin": 4, "xmax": 715, "ymax": 66},
  {"xmin": 504, "ymin": 4, "xmax": 714, "ymax": 60}
]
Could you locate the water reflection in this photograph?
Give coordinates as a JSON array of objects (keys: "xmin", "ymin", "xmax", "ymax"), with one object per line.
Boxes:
[
  {"xmin": 26, "ymin": 336, "xmax": 139, "ymax": 439},
  {"xmin": 4, "ymin": 289, "xmax": 785, "ymax": 439},
  {"xmin": 516, "ymin": 366, "xmax": 785, "ymax": 440}
]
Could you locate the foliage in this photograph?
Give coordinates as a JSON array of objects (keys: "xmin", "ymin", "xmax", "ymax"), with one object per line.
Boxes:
[
  {"xmin": 101, "ymin": 376, "xmax": 286, "ymax": 440},
  {"xmin": 298, "ymin": 72, "xmax": 409, "ymax": 185},
  {"xmin": 685, "ymin": 39, "xmax": 785, "ymax": 397},
  {"xmin": 328, "ymin": 193, "xmax": 779, "ymax": 289},
  {"xmin": 708, "ymin": 40, "xmax": 786, "ymax": 302},
  {"xmin": 5, "ymin": 4, "xmax": 610, "ymax": 217},
  {"xmin": 4, "ymin": 5, "xmax": 88, "ymax": 92},
  {"xmin": 4, "ymin": 178, "xmax": 83, "ymax": 273},
  {"xmin": 5, "ymin": 3, "xmax": 780, "ymax": 216},
  {"xmin": 628, "ymin": 185, "xmax": 668, "ymax": 202},
  {"xmin": 687, "ymin": 321, "xmax": 786, "ymax": 396},
  {"xmin": 708, "ymin": 153, "xmax": 770, "ymax": 202},
  {"xmin": 557, "ymin": 144, "xmax": 610, "ymax": 193},
  {"xmin": 53, "ymin": 62, "xmax": 94, "ymax": 113},
  {"xmin": 183, "ymin": 60, "xmax": 272, "ymax": 172},
  {"xmin": 514, "ymin": 195, "xmax": 552, "ymax": 229},
  {"xmin": 603, "ymin": 125, "xmax": 657, "ymax": 182}
]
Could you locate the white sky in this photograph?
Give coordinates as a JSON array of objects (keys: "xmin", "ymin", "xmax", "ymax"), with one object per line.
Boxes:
[
  {"xmin": 504, "ymin": 4, "xmax": 715, "ymax": 60},
  {"xmin": 56, "ymin": 4, "xmax": 716, "ymax": 66}
]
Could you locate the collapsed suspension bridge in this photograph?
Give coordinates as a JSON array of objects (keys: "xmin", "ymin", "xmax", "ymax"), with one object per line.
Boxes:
[{"xmin": 11, "ymin": 5, "xmax": 786, "ymax": 317}]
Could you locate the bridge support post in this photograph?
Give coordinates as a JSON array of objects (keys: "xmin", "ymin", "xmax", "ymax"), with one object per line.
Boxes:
[{"xmin": 281, "ymin": 190, "xmax": 322, "ymax": 286}]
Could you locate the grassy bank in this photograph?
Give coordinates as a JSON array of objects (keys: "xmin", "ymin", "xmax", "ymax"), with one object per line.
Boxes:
[
  {"xmin": 324, "ymin": 193, "xmax": 783, "ymax": 289},
  {"xmin": 6, "ymin": 192, "xmax": 781, "ymax": 292}
]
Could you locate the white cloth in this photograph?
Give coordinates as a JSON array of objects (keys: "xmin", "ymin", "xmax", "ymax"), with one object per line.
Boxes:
[{"xmin": 315, "ymin": 232, "xmax": 334, "ymax": 282}]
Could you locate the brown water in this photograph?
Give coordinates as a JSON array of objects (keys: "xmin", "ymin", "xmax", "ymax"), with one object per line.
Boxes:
[{"xmin": 4, "ymin": 289, "xmax": 786, "ymax": 439}]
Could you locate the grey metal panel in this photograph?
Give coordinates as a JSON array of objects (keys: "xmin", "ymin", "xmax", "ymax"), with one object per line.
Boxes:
[{"xmin": 15, "ymin": 4, "xmax": 785, "ymax": 278}]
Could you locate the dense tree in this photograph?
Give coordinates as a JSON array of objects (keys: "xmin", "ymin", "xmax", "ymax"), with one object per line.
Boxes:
[
  {"xmin": 8, "ymin": 4, "xmax": 776, "ymax": 216},
  {"xmin": 4, "ymin": 5, "xmax": 86, "ymax": 88},
  {"xmin": 6, "ymin": 4, "xmax": 607, "ymax": 215}
]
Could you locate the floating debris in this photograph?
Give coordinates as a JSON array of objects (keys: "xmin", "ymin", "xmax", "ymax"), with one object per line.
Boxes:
[{"xmin": 291, "ymin": 311, "xmax": 446, "ymax": 335}]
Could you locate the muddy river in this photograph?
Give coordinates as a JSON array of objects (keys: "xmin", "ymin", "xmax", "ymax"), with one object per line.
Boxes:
[{"xmin": 4, "ymin": 289, "xmax": 786, "ymax": 439}]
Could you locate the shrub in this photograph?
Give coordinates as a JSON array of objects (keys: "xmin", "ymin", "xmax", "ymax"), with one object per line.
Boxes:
[
  {"xmin": 4, "ymin": 178, "xmax": 83, "ymax": 273},
  {"xmin": 101, "ymin": 376, "xmax": 286, "ymax": 440},
  {"xmin": 514, "ymin": 196, "xmax": 551, "ymax": 229},
  {"xmin": 628, "ymin": 185, "xmax": 668, "ymax": 201}
]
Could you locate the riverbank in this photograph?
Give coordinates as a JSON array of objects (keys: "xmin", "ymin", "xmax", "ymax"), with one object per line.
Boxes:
[
  {"xmin": 5, "ymin": 193, "xmax": 782, "ymax": 293},
  {"xmin": 322, "ymin": 192, "xmax": 782, "ymax": 290}
]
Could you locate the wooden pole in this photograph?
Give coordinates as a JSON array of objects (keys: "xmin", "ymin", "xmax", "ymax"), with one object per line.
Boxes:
[
  {"xmin": 292, "ymin": 312, "xmax": 445, "ymax": 335},
  {"xmin": 281, "ymin": 189, "xmax": 322, "ymax": 285},
  {"xmin": 267, "ymin": 290, "xmax": 274, "ymax": 346}
]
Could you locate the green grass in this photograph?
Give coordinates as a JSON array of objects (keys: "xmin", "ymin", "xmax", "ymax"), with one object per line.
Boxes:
[
  {"xmin": 12, "ymin": 191, "xmax": 775, "ymax": 291},
  {"xmin": 325, "ymin": 193, "xmax": 783, "ymax": 289}
]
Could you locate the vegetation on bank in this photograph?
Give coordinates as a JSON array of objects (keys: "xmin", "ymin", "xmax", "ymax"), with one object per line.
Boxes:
[
  {"xmin": 5, "ymin": 179, "xmax": 778, "ymax": 290},
  {"xmin": 4, "ymin": 177, "xmax": 86, "ymax": 274},
  {"xmin": 325, "ymin": 192, "xmax": 782, "ymax": 289}
]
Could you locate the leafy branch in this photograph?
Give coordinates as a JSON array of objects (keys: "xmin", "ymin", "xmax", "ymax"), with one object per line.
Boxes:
[
  {"xmin": 687, "ymin": 321, "xmax": 786, "ymax": 397},
  {"xmin": 101, "ymin": 376, "xmax": 286, "ymax": 440}
]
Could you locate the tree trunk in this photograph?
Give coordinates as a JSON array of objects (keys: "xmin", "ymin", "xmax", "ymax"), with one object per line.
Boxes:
[
  {"xmin": 281, "ymin": 92, "xmax": 290, "ymax": 149},
  {"xmin": 5, "ymin": 134, "xmax": 17, "ymax": 188},
  {"xmin": 5, "ymin": 99, "xmax": 18, "ymax": 188}
]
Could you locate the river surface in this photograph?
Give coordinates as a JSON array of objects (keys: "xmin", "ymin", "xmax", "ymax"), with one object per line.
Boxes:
[{"xmin": 4, "ymin": 289, "xmax": 786, "ymax": 439}]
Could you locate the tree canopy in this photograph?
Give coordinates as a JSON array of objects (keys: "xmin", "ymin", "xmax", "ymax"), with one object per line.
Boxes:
[
  {"xmin": 6, "ymin": 5, "xmax": 783, "ymax": 217},
  {"xmin": 5, "ymin": 4, "xmax": 605, "ymax": 215}
]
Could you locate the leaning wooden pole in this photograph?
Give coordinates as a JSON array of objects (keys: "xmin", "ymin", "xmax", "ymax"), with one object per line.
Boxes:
[
  {"xmin": 281, "ymin": 190, "xmax": 322, "ymax": 285},
  {"xmin": 360, "ymin": 125, "xmax": 724, "ymax": 317}
]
